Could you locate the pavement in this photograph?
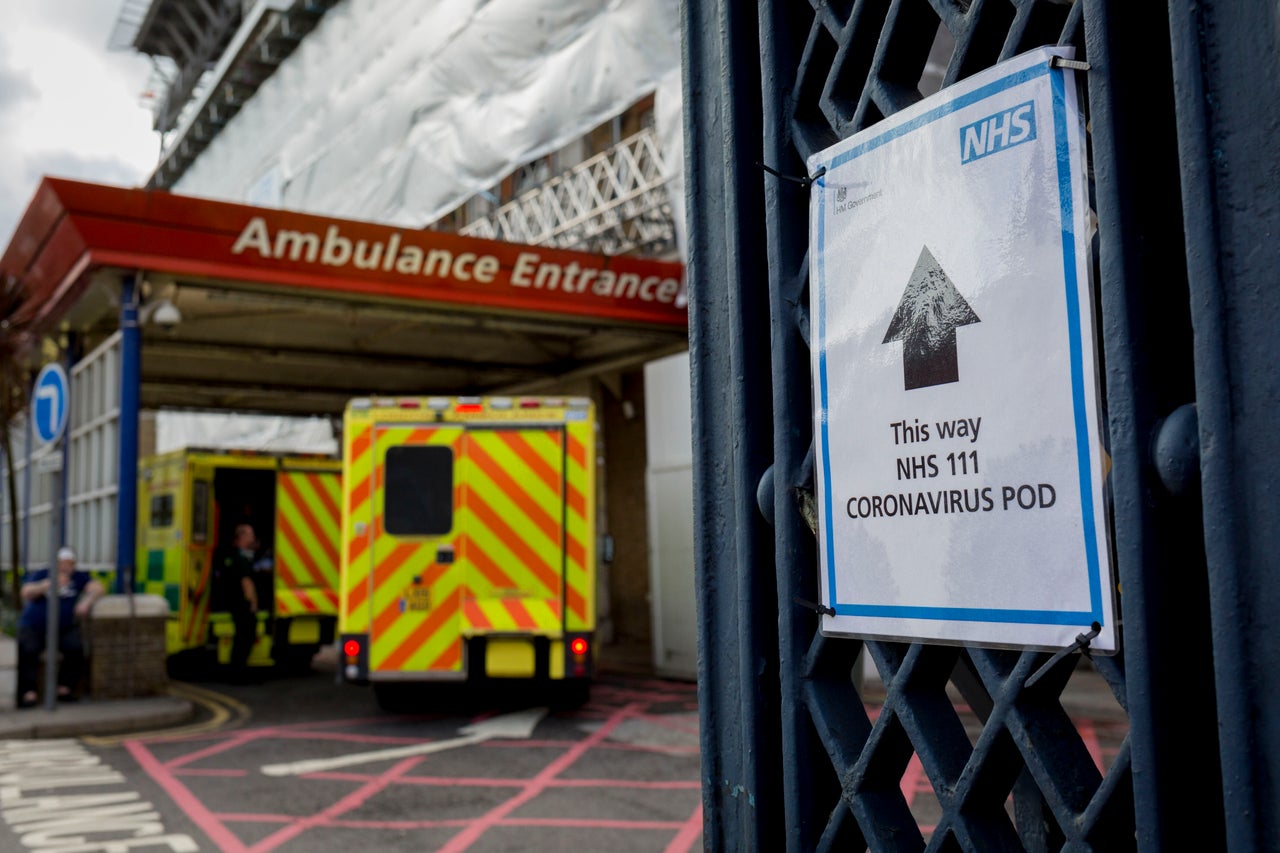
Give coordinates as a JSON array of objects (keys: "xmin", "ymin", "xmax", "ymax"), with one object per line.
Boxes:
[
  {"xmin": 0, "ymin": 694, "xmax": 195, "ymax": 739},
  {"xmin": 0, "ymin": 643, "xmax": 1125, "ymax": 740}
]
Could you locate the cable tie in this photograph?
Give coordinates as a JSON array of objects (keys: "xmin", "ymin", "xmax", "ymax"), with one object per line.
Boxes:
[
  {"xmin": 1025, "ymin": 621, "xmax": 1101, "ymax": 688},
  {"xmin": 759, "ymin": 162, "xmax": 826, "ymax": 189}
]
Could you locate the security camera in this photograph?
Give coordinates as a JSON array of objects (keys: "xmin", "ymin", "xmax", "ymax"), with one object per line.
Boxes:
[{"xmin": 146, "ymin": 299, "xmax": 183, "ymax": 331}]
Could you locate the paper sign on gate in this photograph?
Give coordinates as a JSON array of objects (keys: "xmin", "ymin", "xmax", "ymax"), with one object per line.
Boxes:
[{"xmin": 807, "ymin": 46, "xmax": 1117, "ymax": 652}]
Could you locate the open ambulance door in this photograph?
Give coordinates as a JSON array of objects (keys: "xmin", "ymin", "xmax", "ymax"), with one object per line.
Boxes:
[
  {"xmin": 182, "ymin": 461, "xmax": 217, "ymax": 659},
  {"xmin": 273, "ymin": 466, "xmax": 342, "ymax": 665}
]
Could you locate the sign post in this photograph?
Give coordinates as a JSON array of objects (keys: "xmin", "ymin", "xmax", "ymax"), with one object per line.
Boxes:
[
  {"xmin": 808, "ymin": 47, "xmax": 1116, "ymax": 653},
  {"xmin": 33, "ymin": 362, "xmax": 69, "ymax": 709}
]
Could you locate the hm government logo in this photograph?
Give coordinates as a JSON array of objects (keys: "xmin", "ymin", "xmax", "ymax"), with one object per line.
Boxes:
[{"xmin": 832, "ymin": 184, "xmax": 881, "ymax": 216}]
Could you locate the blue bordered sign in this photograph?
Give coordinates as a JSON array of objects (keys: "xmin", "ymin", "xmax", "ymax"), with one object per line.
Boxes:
[
  {"xmin": 33, "ymin": 363, "xmax": 69, "ymax": 445},
  {"xmin": 807, "ymin": 46, "xmax": 1116, "ymax": 653}
]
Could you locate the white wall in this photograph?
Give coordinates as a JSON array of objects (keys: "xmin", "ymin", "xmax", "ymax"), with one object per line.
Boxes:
[{"xmin": 644, "ymin": 350, "xmax": 696, "ymax": 680}]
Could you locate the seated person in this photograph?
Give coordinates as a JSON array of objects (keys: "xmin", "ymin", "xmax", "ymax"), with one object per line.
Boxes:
[{"xmin": 17, "ymin": 547, "xmax": 105, "ymax": 707}]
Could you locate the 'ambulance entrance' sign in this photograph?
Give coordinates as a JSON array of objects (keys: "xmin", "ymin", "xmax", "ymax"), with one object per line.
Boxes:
[{"xmin": 808, "ymin": 46, "xmax": 1116, "ymax": 652}]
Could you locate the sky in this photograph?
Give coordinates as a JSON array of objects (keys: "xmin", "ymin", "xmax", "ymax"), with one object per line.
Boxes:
[{"xmin": 0, "ymin": 1, "xmax": 160, "ymax": 246}]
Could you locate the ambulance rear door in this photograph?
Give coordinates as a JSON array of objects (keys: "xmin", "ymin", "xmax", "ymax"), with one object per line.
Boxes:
[
  {"xmin": 457, "ymin": 424, "xmax": 568, "ymax": 650},
  {"xmin": 367, "ymin": 423, "xmax": 466, "ymax": 679}
]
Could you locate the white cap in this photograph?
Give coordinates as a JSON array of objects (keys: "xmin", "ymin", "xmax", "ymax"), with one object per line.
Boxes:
[{"xmin": 56, "ymin": 547, "xmax": 75, "ymax": 562}]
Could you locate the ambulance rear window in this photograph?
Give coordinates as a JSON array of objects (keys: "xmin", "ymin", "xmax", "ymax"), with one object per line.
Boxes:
[{"xmin": 384, "ymin": 446, "xmax": 453, "ymax": 536}]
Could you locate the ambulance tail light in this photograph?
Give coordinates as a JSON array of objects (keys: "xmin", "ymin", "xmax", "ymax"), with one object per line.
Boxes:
[
  {"xmin": 566, "ymin": 634, "xmax": 593, "ymax": 678},
  {"xmin": 339, "ymin": 635, "xmax": 368, "ymax": 683}
]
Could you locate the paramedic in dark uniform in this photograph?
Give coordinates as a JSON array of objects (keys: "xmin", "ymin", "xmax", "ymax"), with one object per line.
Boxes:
[{"xmin": 218, "ymin": 522, "xmax": 260, "ymax": 681}]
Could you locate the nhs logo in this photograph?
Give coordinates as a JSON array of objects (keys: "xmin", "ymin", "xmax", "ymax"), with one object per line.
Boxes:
[{"xmin": 959, "ymin": 101, "xmax": 1036, "ymax": 164}]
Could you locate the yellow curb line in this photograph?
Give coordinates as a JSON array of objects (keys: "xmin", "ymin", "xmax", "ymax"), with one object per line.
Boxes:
[{"xmin": 81, "ymin": 683, "xmax": 252, "ymax": 746}]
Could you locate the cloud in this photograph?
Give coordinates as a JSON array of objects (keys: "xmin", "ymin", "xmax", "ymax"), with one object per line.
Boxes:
[
  {"xmin": 0, "ymin": 6, "xmax": 159, "ymax": 248},
  {"xmin": 0, "ymin": 64, "xmax": 39, "ymax": 114}
]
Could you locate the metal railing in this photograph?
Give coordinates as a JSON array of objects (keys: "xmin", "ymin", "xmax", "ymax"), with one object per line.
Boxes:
[{"xmin": 458, "ymin": 127, "xmax": 675, "ymax": 256}]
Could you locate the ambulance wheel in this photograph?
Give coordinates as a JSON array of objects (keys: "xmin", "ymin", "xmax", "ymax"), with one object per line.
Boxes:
[
  {"xmin": 167, "ymin": 647, "xmax": 216, "ymax": 682},
  {"xmin": 373, "ymin": 683, "xmax": 417, "ymax": 713},
  {"xmin": 552, "ymin": 680, "xmax": 591, "ymax": 711},
  {"xmin": 272, "ymin": 645, "xmax": 316, "ymax": 675}
]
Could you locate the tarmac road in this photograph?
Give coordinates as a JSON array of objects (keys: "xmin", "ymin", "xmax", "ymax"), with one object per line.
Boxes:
[{"xmin": 0, "ymin": 650, "xmax": 704, "ymax": 853}]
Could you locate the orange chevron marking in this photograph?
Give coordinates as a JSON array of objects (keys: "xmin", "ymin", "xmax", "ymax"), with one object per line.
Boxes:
[
  {"xmin": 457, "ymin": 533, "xmax": 517, "ymax": 589},
  {"xmin": 567, "ymin": 536, "xmax": 586, "ymax": 568},
  {"xmin": 566, "ymin": 586, "xmax": 587, "ymax": 623},
  {"xmin": 496, "ymin": 431, "xmax": 561, "ymax": 495},
  {"xmin": 502, "ymin": 598, "xmax": 538, "ymax": 630},
  {"xmin": 349, "ymin": 473, "xmax": 371, "ymax": 511},
  {"xmin": 567, "ymin": 484, "xmax": 586, "ymax": 518},
  {"xmin": 468, "ymin": 439, "xmax": 560, "ymax": 545},
  {"xmin": 277, "ymin": 513, "xmax": 324, "ymax": 589},
  {"xmin": 347, "ymin": 540, "xmax": 416, "ymax": 618},
  {"xmin": 350, "ymin": 426, "xmax": 372, "ymax": 463},
  {"xmin": 464, "ymin": 494, "xmax": 560, "ymax": 593},
  {"xmin": 346, "ymin": 531, "xmax": 369, "ymax": 575},
  {"xmin": 429, "ymin": 641, "xmax": 462, "ymax": 671},
  {"xmin": 280, "ymin": 475, "xmax": 340, "ymax": 567},
  {"xmin": 380, "ymin": 588, "xmax": 461, "ymax": 671},
  {"xmin": 310, "ymin": 472, "xmax": 342, "ymax": 526},
  {"xmin": 568, "ymin": 432, "xmax": 587, "ymax": 469},
  {"xmin": 464, "ymin": 599, "xmax": 493, "ymax": 630},
  {"xmin": 370, "ymin": 560, "xmax": 450, "ymax": 639}
]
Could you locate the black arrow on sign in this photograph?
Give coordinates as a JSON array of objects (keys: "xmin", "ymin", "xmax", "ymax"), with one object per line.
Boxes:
[{"xmin": 882, "ymin": 246, "xmax": 980, "ymax": 391}]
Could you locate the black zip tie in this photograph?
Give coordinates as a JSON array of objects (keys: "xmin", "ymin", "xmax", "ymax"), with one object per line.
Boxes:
[
  {"xmin": 1025, "ymin": 621, "xmax": 1101, "ymax": 688},
  {"xmin": 794, "ymin": 595, "xmax": 836, "ymax": 616},
  {"xmin": 1049, "ymin": 56, "xmax": 1090, "ymax": 71},
  {"xmin": 759, "ymin": 162, "xmax": 826, "ymax": 189}
]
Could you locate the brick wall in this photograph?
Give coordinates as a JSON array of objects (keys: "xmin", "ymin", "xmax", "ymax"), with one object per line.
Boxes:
[{"xmin": 87, "ymin": 595, "xmax": 169, "ymax": 699}]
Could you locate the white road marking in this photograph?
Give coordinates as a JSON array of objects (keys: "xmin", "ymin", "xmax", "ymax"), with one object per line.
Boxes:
[
  {"xmin": 260, "ymin": 706, "xmax": 548, "ymax": 777},
  {"xmin": 0, "ymin": 740, "xmax": 198, "ymax": 851}
]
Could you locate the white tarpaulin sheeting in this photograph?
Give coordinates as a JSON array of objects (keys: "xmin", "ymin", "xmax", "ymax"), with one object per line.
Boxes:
[{"xmin": 174, "ymin": 0, "xmax": 682, "ymax": 228}]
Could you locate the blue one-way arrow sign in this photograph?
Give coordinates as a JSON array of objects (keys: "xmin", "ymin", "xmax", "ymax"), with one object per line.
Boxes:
[
  {"xmin": 882, "ymin": 245, "xmax": 980, "ymax": 390},
  {"xmin": 33, "ymin": 363, "xmax": 69, "ymax": 445}
]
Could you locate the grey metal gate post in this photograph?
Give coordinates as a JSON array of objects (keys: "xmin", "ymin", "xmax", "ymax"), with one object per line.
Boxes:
[
  {"xmin": 1167, "ymin": 1, "xmax": 1280, "ymax": 847},
  {"xmin": 683, "ymin": 0, "xmax": 783, "ymax": 849}
]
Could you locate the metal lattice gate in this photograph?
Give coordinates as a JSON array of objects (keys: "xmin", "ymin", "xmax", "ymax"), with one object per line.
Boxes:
[{"xmin": 684, "ymin": 1, "xmax": 1279, "ymax": 850}]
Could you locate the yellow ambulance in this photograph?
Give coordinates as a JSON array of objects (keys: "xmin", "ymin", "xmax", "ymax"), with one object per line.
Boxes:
[
  {"xmin": 336, "ymin": 396, "xmax": 598, "ymax": 709},
  {"xmin": 137, "ymin": 448, "xmax": 342, "ymax": 673}
]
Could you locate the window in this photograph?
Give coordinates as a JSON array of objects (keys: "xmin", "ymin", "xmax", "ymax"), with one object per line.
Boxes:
[
  {"xmin": 150, "ymin": 494, "xmax": 175, "ymax": 528},
  {"xmin": 384, "ymin": 446, "xmax": 454, "ymax": 536},
  {"xmin": 191, "ymin": 481, "xmax": 209, "ymax": 545}
]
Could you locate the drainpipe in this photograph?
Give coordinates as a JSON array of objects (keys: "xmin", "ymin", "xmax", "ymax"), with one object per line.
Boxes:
[{"xmin": 116, "ymin": 275, "xmax": 141, "ymax": 595}]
